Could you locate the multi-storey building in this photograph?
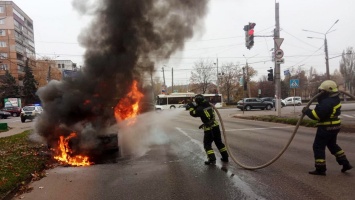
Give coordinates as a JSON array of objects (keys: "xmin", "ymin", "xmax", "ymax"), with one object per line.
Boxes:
[
  {"xmin": 0, "ymin": 1, "xmax": 35, "ymax": 83},
  {"xmin": 55, "ymin": 60, "xmax": 77, "ymax": 72}
]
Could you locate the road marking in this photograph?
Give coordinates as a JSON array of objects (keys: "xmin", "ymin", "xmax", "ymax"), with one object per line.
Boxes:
[
  {"xmin": 226, "ymin": 126, "xmax": 294, "ymax": 132},
  {"xmin": 175, "ymin": 127, "xmax": 266, "ymax": 200},
  {"xmin": 341, "ymin": 114, "xmax": 355, "ymax": 118}
]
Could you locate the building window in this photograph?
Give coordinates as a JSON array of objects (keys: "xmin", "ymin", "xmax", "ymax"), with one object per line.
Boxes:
[
  {"xmin": 0, "ymin": 64, "xmax": 8, "ymax": 70},
  {"xmin": 62, "ymin": 64, "xmax": 64, "ymax": 68},
  {"xmin": 0, "ymin": 19, "xmax": 4, "ymax": 25},
  {"xmin": 0, "ymin": 41, "xmax": 6, "ymax": 47},
  {"xmin": 0, "ymin": 53, "xmax": 8, "ymax": 59},
  {"xmin": 58, "ymin": 64, "xmax": 60, "ymax": 68},
  {"xmin": 0, "ymin": 7, "xmax": 4, "ymax": 13},
  {"xmin": 0, "ymin": 30, "xmax": 5, "ymax": 36}
]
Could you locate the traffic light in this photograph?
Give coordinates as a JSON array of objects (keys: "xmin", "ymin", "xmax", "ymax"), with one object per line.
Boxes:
[
  {"xmin": 244, "ymin": 22, "xmax": 256, "ymax": 50},
  {"xmin": 267, "ymin": 69, "xmax": 274, "ymax": 81}
]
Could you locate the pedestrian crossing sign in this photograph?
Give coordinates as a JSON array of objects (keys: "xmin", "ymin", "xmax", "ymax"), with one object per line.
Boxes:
[{"xmin": 290, "ymin": 79, "xmax": 299, "ymax": 88}]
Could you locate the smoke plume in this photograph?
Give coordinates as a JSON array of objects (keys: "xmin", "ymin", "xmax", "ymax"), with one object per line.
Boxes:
[{"xmin": 35, "ymin": 0, "xmax": 209, "ymax": 149}]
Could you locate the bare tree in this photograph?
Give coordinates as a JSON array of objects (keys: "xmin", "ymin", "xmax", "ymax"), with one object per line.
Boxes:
[
  {"xmin": 245, "ymin": 65, "xmax": 258, "ymax": 97},
  {"xmin": 189, "ymin": 59, "xmax": 215, "ymax": 94},
  {"xmin": 339, "ymin": 47, "xmax": 355, "ymax": 94},
  {"xmin": 258, "ymin": 76, "xmax": 274, "ymax": 97},
  {"xmin": 219, "ymin": 62, "xmax": 241, "ymax": 102}
]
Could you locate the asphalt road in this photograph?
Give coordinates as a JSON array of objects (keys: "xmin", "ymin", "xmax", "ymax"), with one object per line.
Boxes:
[{"xmin": 15, "ymin": 106, "xmax": 355, "ymax": 200}]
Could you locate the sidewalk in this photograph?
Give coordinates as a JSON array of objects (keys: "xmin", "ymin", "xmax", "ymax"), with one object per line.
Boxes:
[{"xmin": 0, "ymin": 123, "xmax": 33, "ymax": 138}]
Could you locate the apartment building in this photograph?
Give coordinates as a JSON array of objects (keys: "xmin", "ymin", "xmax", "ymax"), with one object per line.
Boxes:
[
  {"xmin": 0, "ymin": 1, "xmax": 35, "ymax": 83},
  {"xmin": 55, "ymin": 60, "xmax": 77, "ymax": 72}
]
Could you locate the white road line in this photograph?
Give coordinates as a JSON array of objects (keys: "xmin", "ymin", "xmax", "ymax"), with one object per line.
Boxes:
[
  {"xmin": 175, "ymin": 127, "xmax": 266, "ymax": 200},
  {"xmin": 226, "ymin": 126, "xmax": 295, "ymax": 132},
  {"xmin": 341, "ymin": 114, "xmax": 355, "ymax": 118}
]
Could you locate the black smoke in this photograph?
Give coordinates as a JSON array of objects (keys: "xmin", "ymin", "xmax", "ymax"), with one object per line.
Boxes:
[{"xmin": 35, "ymin": 0, "xmax": 209, "ymax": 149}]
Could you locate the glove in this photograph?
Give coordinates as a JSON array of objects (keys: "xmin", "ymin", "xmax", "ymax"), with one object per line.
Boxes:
[
  {"xmin": 187, "ymin": 102, "xmax": 195, "ymax": 109},
  {"xmin": 301, "ymin": 107, "xmax": 308, "ymax": 114}
]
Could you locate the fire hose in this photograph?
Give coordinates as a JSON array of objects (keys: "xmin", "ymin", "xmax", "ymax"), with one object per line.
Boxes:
[{"xmin": 211, "ymin": 90, "xmax": 355, "ymax": 170}]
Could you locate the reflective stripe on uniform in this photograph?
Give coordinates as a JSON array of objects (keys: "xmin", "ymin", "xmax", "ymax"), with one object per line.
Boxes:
[
  {"xmin": 219, "ymin": 147, "xmax": 227, "ymax": 152},
  {"xmin": 315, "ymin": 159, "xmax": 325, "ymax": 163},
  {"xmin": 330, "ymin": 103, "xmax": 341, "ymax": 118},
  {"xmin": 311, "ymin": 110, "xmax": 320, "ymax": 120},
  {"xmin": 316, "ymin": 120, "xmax": 341, "ymax": 126},
  {"xmin": 203, "ymin": 121, "xmax": 219, "ymax": 131},
  {"xmin": 189, "ymin": 108, "xmax": 194, "ymax": 111},
  {"xmin": 335, "ymin": 150, "xmax": 345, "ymax": 157},
  {"xmin": 206, "ymin": 150, "xmax": 214, "ymax": 155},
  {"xmin": 204, "ymin": 110, "xmax": 210, "ymax": 118}
]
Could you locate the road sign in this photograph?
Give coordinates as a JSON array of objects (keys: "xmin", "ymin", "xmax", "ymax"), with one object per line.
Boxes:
[
  {"xmin": 274, "ymin": 38, "xmax": 284, "ymax": 49},
  {"xmin": 276, "ymin": 58, "xmax": 284, "ymax": 64},
  {"xmin": 275, "ymin": 49, "xmax": 284, "ymax": 59},
  {"xmin": 290, "ymin": 79, "xmax": 299, "ymax": 88}
]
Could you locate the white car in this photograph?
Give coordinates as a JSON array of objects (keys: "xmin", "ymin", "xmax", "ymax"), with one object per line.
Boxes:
[
  {"xmin": 20, "ymin": 105, "xmax": 43, "ymax": 122},
  {"xmin": 155, "ymin": 105, "xmax": 164, "ymax": 111},
  {"xmin": 283, "ymin": 96, "xmax": 302, "ymax": 106}
]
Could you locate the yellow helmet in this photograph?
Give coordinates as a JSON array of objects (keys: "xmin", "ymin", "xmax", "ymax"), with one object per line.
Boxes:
[{"xmin": 318, "ymin": 80, "xmax": 338, "ymax": 93}]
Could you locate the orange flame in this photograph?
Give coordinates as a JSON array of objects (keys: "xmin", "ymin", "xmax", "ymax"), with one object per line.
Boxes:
[
  {"xmin": 53, "ymin": 132, "xmax": 92, "ymax": 166},
  {"xmin": 114, "ymin": 80, "xmax": 144, "ymax": 122}
]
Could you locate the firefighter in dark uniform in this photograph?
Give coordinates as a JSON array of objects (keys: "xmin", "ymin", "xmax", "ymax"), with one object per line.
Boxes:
[
  {"xmin": 188, "ymin": 94, "xmax": 229, "ymax": 165},
  {"xmin": 302, "ymin": 80, "xmax": 353, "ymax": 175}
]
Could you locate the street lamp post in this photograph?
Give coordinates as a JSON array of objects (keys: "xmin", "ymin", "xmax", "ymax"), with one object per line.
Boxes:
[
  {"xmin": 303, "ymin": 19, "xmax": 339, "ymax": 80},
  {"xmin": 214, "ymin": 58, "xmax": 219, "ymax": 95},
  {"xmin": 243, "ymin": 54, "xmax": 258, "ymax": 98}
]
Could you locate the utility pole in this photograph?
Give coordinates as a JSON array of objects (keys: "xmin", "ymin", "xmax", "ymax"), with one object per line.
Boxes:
[
  {"xmin": 246, "ymin": 61, "xmax": 251, "ymax": 98},
  {"xmin": 274, "ymin": 2, "xmax": 281, "ymax": 116},
  {"xmin": 324, "ymin": 37, "xmax": 330, "ymax": 79},
  {"xmin": 47, "ymin": 64, "xmax": 51, "ymax": 83},
  {"xmin": 303, "ymin": 20, "xmax": 339, "ymax": 80},
  {"xmin": 162, "ymin": 67, "xmax": 166, "ymax": 93},
  {"xmin": 171, "ymin": 67, "xmax": 174, "ymax": 93},
  {"xmin": 150, "ymin": 66, "xmax": 154, "ymax": 103},
  {"xmin": 216, "ymin": 58, "xmax": 219, "ymax": 94},
  {"xmin": 242, "ymin": 67, "xmax": 246, "ymax": 114}
]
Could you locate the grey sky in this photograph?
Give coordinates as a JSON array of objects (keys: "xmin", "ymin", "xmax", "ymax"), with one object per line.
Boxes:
[{"xmin": 12, "ymin": 0, "xmax": 355, "ymax": 86}]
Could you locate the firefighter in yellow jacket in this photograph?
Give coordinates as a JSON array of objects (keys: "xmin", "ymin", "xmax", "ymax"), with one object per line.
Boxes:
[
  {"xmin": 302, "ymin": 80, "xmax": 352, "ymax": 175},
  {"xmin": 188, "ymin": 94, "xmax": 229, "ymax": 165}
]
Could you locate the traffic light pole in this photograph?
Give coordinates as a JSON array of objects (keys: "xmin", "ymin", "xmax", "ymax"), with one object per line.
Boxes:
[{"xmin": 274, "ymin": 2, "xmax": 281, "ymax": 116}]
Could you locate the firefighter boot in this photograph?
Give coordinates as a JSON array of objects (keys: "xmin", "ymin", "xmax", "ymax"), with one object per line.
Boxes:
[
  {"xmin": 309, "ymin": 165, "xmax": 326, "ymax": 176},
  {"xmin": 205, "ymin": 153, "xmax": 216, "ymax": 165},
  {"xmin": 341, "ymin": 163, "xmax": 353, "ymax": 173},
  {"xmin": 204, "ymin": 160, "xmax": 216, "ymax": 165},
  {"xmin": 220, "ymin": 151, "xmax": 229, "ymax": 163},
  {"xmin": 336, "ymin": 154, "xmax": 353, "ymax": 173}
]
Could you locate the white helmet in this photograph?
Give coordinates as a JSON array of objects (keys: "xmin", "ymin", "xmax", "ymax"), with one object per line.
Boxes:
[{"xmin": 318, "ymin": 80, "xmax": 338, "ymax": 93}]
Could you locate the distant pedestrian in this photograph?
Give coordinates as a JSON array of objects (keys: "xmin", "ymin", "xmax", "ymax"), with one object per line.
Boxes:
[{"xmin": 302, "ymin": 80, "xmax": 352, "ymax": 175}]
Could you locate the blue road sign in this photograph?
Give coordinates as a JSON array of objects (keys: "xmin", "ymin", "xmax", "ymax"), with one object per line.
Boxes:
[{"xmin": 290, "ymin": 79, "xmax": 299, "ymax": 88}]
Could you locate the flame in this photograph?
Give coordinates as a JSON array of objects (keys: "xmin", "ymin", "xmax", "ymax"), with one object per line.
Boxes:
[
  {"xmin": 53, "ymin": 132, "xmax": 92, "ymax": 166},
  {"xmin": 114, "ymin": 80, "xmax": 144, "ymax": 122}
]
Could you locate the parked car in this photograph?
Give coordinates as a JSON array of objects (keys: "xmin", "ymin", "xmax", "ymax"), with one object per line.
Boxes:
[
  {"xmin": 155, "ymin": 105, "xmax": 164, "ymax": 111},
  {"xmin": 1, "ymin": 106, "xmax": 21, "ymax": 117},
  {"xmin": 237, "ymin": 98, "xmax": 274, "ymax": 111},
  {"xmin": 0, "ymin": 110, "xmax": 11, "ymax": 119},
  {"xmin": 260, "ymin": 97, "xmax": 286, "ymax": 107},
  {"xmin": 20, "ymin": 105, "xmax": 43, "ymax": 122},
  {"xmin": 283, "ymin": 96, "xmax": 302, "ymax": 106}
]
